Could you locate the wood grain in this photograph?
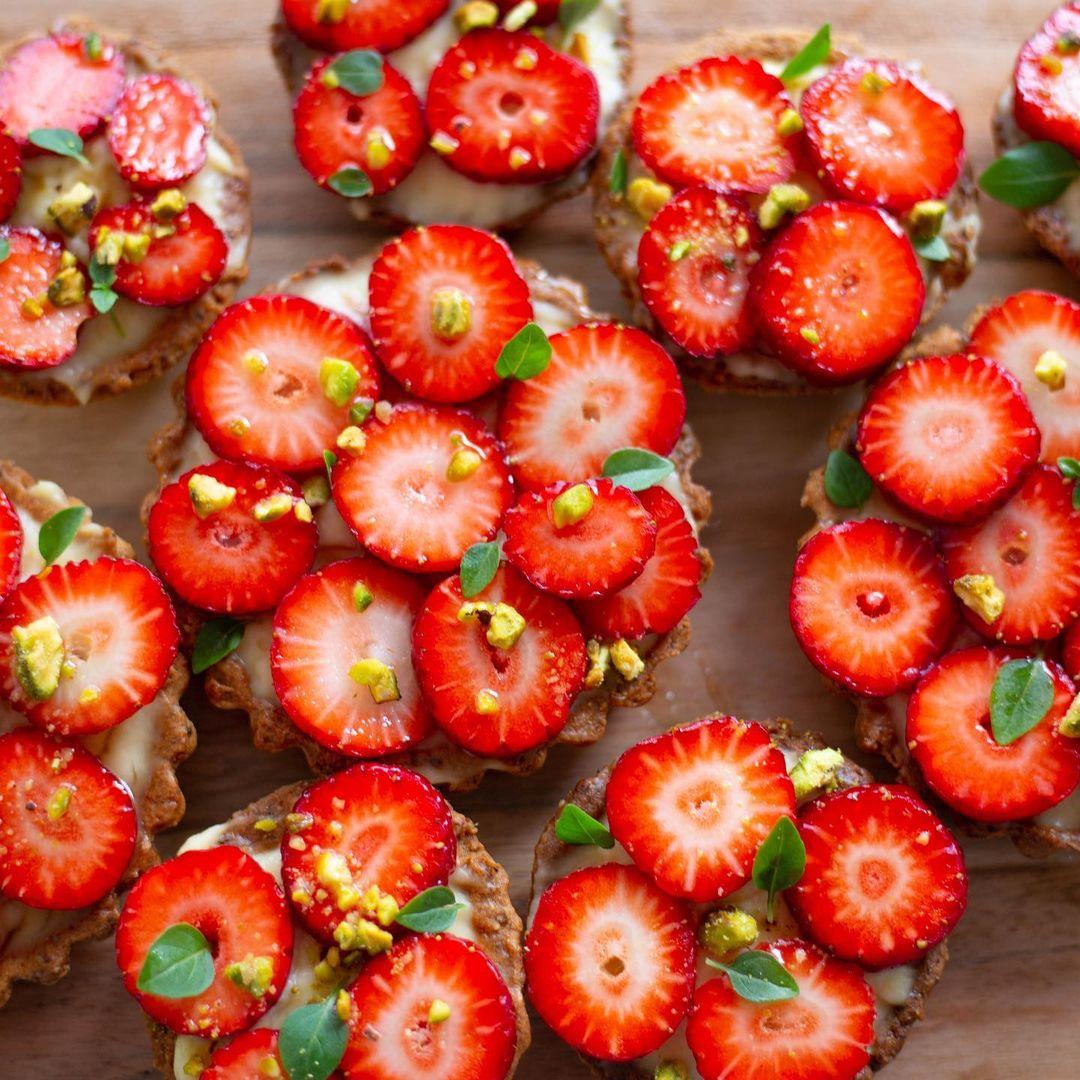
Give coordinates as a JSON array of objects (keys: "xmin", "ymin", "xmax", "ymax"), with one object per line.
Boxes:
[{"xmin": 2, "ymin": 1, "xmax": 1079, "ymax": 1077}]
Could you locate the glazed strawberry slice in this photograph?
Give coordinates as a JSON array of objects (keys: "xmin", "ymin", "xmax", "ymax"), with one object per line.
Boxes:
[
  {"xmin": 203, "ymin": 1028, "xmax": 287, "ymax": 1080},
  {"xmin": 1014, "ymin": 3, "xmax": 1080, "ymax": 156},
  {"xmin": 0, "ymin": 486, "xmax": 22, "ymax": 602},
  {"xmin": 788, "ymin": 784, "xmax": 968, "ymax": 968},
  {"xmin": 575, "ymin": 486, "xmax": 702, "ymax": 640},
  {"xmin": 425, "ymin": 30, "xmax": 600, "ymax": 184},
  {"xmin": 632, "ymin": 57, "xmax": 798, "ymax": 192},
  {"xmin": 147, "ymin": 460, "xmax": 318, "ymax": 615},
  {"xmin": 855, "ymin": 354, "xmax": 1041, "ymax": 524},
  {"xmin": 294, "ymin": 55, "xmax": 424, "ymax": 199},
  {"xmin": 686, "ymin": 940, "xmax": 876, "ymax": 1080},
  {"xmin": 0, "ymin": 728, "xmax": 137, "ymax": 910},
  {"xmin": 412, "ymin": 565, "xmax": 586, "ymax": 757},
  {"xmin": 637, "ymin": 187, "xmax": 763, "ymax": 358},
  {"xmin": 939, "ymin": 465, "xmax": 1080, "ymax": 643},
  {"xmin": 0, "ymin": 133, "xmax": 21, "ymax": 223},
  {"xmin": 498, "ymin": 323, "xmax": 686, "ymax": 489},
  {"xmin": 607, "ymin": 716, "xmax": 796, "ymax": 902},
  {"xmin": 342, "ymin": 934, "xmax": 518, "ymax": 1080},
  {"xmin": 331, "ymin": 404, "xmax": 513, "ymax": 574},
  {"xmin": 1065, "ymin": 620, "xmax": 1080, "ymax": 681},
  {"xmin": 968, "ymin": 290, "xmax": 1080, "ymax": 464},
  {"xmin": 526, "ymin": 863, "xmax": 696, "ymax": 1061},
  {"xmin": 750, "ymin": 201, "xmax": 925, "ymax": 385},
  {"xmin": 186, "ymin": 294, "xmax": 380, "ymax": 474},
  {"xmin": 368, "ymin": 225, "xmax": 533, "ymax": 403},
  {"xmin": 116, "ymin": 845, "xmax": 294, "ymax": 1038},
  {"xmin": 281, "ymin": 0, "xmax": 448, "ymax": 53},
  {"xmin": 790, "ymin": 519, "xmax": 958, "ymax": 697}
]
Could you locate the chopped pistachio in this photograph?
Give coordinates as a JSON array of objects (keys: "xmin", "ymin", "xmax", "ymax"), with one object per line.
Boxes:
[
  {"xmin": 627, "ymin": 177, "xmax": 673, "ymax": 221},
  {"xmin": 758, "ymin": 183, "xmax": 811, "ymax": 229},
  {"xmin": 502, "ymin": 0, "xmax": 538, "ymax": 31},
  {"xmin": 1035, "ymin": 349, "xmax": 1068, "ymax": 391},
  {"xmin": 374, "ymin": 399, "xmax": 393, "ymax": 423},
  {"xmin": 47, "ymin": 786, "xmax": 72, "ymax": 821},
  {"xmin": 47, "ymin": 182, "xmax": 98, "ymax": 234},
  {"xmin": 293, "ymin": 499, "xmax": 313, "ymax": 523},
  {"xmin": 1042, "ymin": 53, "xmax": 1065, "ymax": 76},
  {"xmin": 1060, "ymin": 694, "xmax": 1080, "ymax": 738},
  {"xmin": 83, "ymin": 32, "xmax": 105, "ymax": 62},
  {"xmin": 610, "ymin": 639, "xmax": 644, "ymax": 681},
  {"xmin": 364, "ymin": 132, "xmax": 392, "ymax": 171},
  {"xmin": 315, "ymin": 0, "xmax": 349, "ymax": 22},
  {"xmin": 253, "ymin": 818, "xmax": 278, "ymax": 833},
  {"xmin": 188, "ymin": 473, "xmax": 237, "ymax": 519},
  {"xmin": 285, "ymin": 811, "xmax": 314, "ymax": 833},
  {"xmin": 508, "ymin": 146, "xmax": 533, "ymax": 171},
  {"xmin": 313, "ymin": 959, "xmax": 336, "ymax": 983},
  {"xmin": 252, "ymin": 493, "xmax": 295, "ymax": 522},
  {"xmin": 336, "ymin": 425, "xmax": 367, "ymax": 455},
  {"xmin": 122, "ymin": 231, "xmax": 151, "ymax": 264},
  {"xmin": 654, "ymin": 1063, "xmax": 690, "ymax": 1080},
  {"xmin": 860, "ymin": 69, "xmax": 892, "ymax": 94},
  {"xmin": 551, "ymin": 483, "xmax": 594, "ymax": 528},
  {"xmin": 788, "ymin": 747, "xmax": 844, "ymax": 799},
  {"xmin": 48, "ymin": 266, "xmax": 87, "ymax": 307},
  {"xmin": 78, "ymin": 685, "xmax": 101, "ymax": 705},
  {"xmin": 1059, "ymin": 31, "xmax": 1080, "ymax": 53},
  {"xmin": 699, "ymin": 907, "xmax": 759, "ymax": 958},
  {"xmin": 431, "ymin": 286, "xmax": 472, "ymax": 341},
  {"xmin": 183, "ymin": 1057, "xmax": 208, "ymax": 1078},
  {"xmin": 584, "ymin": 639, "xmax": 611, "ymax": 689},
  {"xmin": 13, "ymin": 617, "xmax": 64, "ymax": 701},
  {"xmin": 352, "ymin": 582, "xmax": 374, "ymax": 612},
  {"xmin": 21, "ymin": 296, "xmax": 45, "ymax": 320},
  {"xmin": 568, "ymin": 31, "xmax": 590, "ymax": 65},
  {"xmin": 320, "ymin": 356, "xmax": 362, "ymax": 407},
  {"xmin": 454, "ymin": 0, "xmax": 499, "ymax": 32},
  {"xmin": 800, "ymin": 327, "xmax": 821, "ymax": 346},
  {"xmin": 513, "ymin": 47, "xmax": 539, "ymax": 71},
  {"xmin": 430, "ymin": 130, "xmax": 461, "ymax": 155},
  {"xmin": 336, "ymin": 989, "xmax": 352, "ymax": 1022},
  {"xmin": 776, "ymin": 108, "xmax": 804, "ymax": 136},
  {"xmin": 150, "ymin": 188, "xmax": 188, "ymax": 221},
  {"xmin": 94, "ymin": 227, "xmax": 125, "ymax": 266},
  {"xmin": 242, "ymin": 349, "xmax": 269, "ymax": 374},
  {"xmin": 224, "ymin": 954, "xmax": 275, "ymax": 998},
  {"xmin": 349, "ymin": 397, "xmax": 375, "ymax": 425},
  {"xmin": 953, "ymin": 574, "xmax": 1005, "ymax": 624},
  {"xmin": 349, "ymin": 658, "xmax": 401, "ymax": 703},
  {"xmin": 258, "ymin": 1056, "xmax": 282, "ymax": 1078},
  {"xmin": 458, "ymin": 601, "xmax": 527, "ymax": 649},
  {"xmin": 428, "ymin": 998, "xmax": 452, "ymax": 1024},
  {"xmin": 475, "ymin": 689, "xmax": 500, "ymax": 714},
  {"xmin": 227, "ymin": 417, "xmax": 251, "ymax": 439},
  {"xmin": 668, "ymin": 239, "xmax": 693, "ymax": 262},
  {"xmin": 447, "ymin": 447, "xmax": 482, "ymax": 481},
  {"xmin": 321, "ymin": 66, "xmax": 341, "ymax": 90},
  {"xmin": 906, "ymin": 199, "xmax": 948, "ymax": 240}
]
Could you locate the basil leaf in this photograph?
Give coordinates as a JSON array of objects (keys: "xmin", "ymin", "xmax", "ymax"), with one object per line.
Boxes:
[
  {"xmin": 495, "ymin": 322, "xmax": 551, "ymax": 380},
  {"xmin": 979, "ymin": 142, "xmax": 1080, "ymax": 209},
  {"xmin": 460, "ymin": 540, "xmax": 501, "ymax": 599},
  {"xmin": 0, "ymin": 237, "xmax": 9, "ymax": 264},
  {"xmin": 914, "ymin": 234, "xmax": 950, "ymax": 262},
  {"xmin": 329, "ymin": 50, "xmax": 384, "ymax": 96},
  {"xmin": 779, "ymin": 24, "xmax": 831, "ymax": 83},
  {"xmin": 88, "ymin": 257, "xmax": 116, "ymax": 288},
  {"xmin": 395, "ymin": 886, "xmax": 464, "ymax": 933},
  {"xmin": 38, "ymin": 505, "xmax": 87, "ymax": 566},
  {"xmin": 609, "ymin": 147, "xmax": 628, "ymax": 195},
  {"xmin": 706, "ymin": 950, "xmax": 799, "ymax": 1003},
  {"xmin": 324, "ymin": 449, "xmax": 338, "ymax": 485},
  {"xmin": 192, "ymin": 617, "xmax": 245, "ymax": 675},
  {"xmin": 136, "ymin": 923, "xmax": 215, "ymax": 999},
  {"xmin": 752, "ymin": 816, "xmax": 805, "ymax": 922},
  {"xmin": 559, "ymin": 0, "xmax": 600, "ymax": 31},
  {"xmin": 91, "ymin": 285, "xmax": 118, "ymax": 314},
  {"xmin": 28, "ymin": 127, "xmax": 89, "ymax": 165},
  {"xmin": 280, "ymin": 992, "xmax": 349, "ymax": 1080},
  {"xmin": 823, "ymin": 449, "xmax": 873, "ymax": 509},
  {"xmin": 990, "ymin": 657, "xmax": 1056, "ymax": 746},
  {"xmin": 602, "ymin": 447, "xmax": 675, "ymax": 492},
  {"xmin": 555, "ymin": 803, "xmax": 615, "ymax": 848},
  {"xmin": 328, "ymin": 167, "xmax": 373, "ymax": 198},
  {"xmin": 1060, "ymin": 456, "xmax": 1080, "ymax": 480}
]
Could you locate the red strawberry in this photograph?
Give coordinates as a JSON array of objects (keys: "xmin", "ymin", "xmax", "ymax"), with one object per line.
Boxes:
[
  {"xmin": 575, "ymin": 486, "xmax": 702, "ymax": 640},
  {"xmin": 412, "ymin": 565, "xmax": 586, "ymax": 757},
  {"xmin": 637, "ymin": 187, "xmax": 763, "ymax": 358},
  {"xmin": 790, "ymin": 519, "xmax": 958, "ymax": 697},
  {"xmin": 116, "ymin": 846, "xmax": 294, "ymax": 1038},
  {"xmin": 0, "ymin": 227, "xmax": 92, "ymax": 371},
  {"xmin": 525, "ymin": 863, "xmax": 696, "ymax": 1061},
  {"xmin": 186, "ymin": 294, "xmax": 381, "ymax": 474},
  {"xmin": 686, "ymin": 939, "xmax": 876, "ymax": 1080},
  {"xmin": 342, "ymin": 934, "xmax": 518, "ymax": 1080},
  {"xmin": 493, "ymin": 0, "xmax": 561, "ymax": 23},
  {"xmin": 281, "ymin": 0, "xmax": 449, "ymax": 53},
  {"xmin": 294, "ymin": 55, "xmax": 424, "ymax": 199},
  {"xmin": 0, "ymin": 33, "xmax": 125, "ymax": 146},
  {"xmin": 750, "ymin": 201, "xmax": 926, "ymax": 385},
  {"xmin": 1014, "ymin": 2, "xmax": 1080, "ymax": 155},
  {"xmin": 204, "ymin": 1028, "xmax": 287, "ymax": 1080},
  {"xmin": 606, "ymin": 716, "xmax": 797, "ymax": 902},
  {"xmin": 368, "ymin": 225, "xmax": 533, "ymax": 403},
  {"xmin": 632, "ymin": 57, "xmax": 798, "ymax": 192},
  {"xmin": 0, "ymin": 133, "xmax": 21, "ymax": 223},
  {"xmin": 0, "ymin": 728, "xmax": 136, "ymax": 910},
  {"xmin": 939, "ymin": 465, "xmax": 1080, "ymax": 643},
  {"xmin": 498, "ymin": 323, "xmax": 686, "ymax": 489},
  {"xmin": 331, "ymin": 403, "xmax": 513, "ymax": 574},
  {"xmin": 0, "ymin": 486, "xmax": 22, "ymax": 602},
  {"xmin": 800, "ymin": 59, "xmax": 965, "ymax": 211},
  {"xmin": 147, "ymin": 460, "xmax": 318, "ymax": 615},
  {"xmin": 425, "ymin": 30, "xmax": 600, "ymax": 184},
  {"xmin": 856, "ymin": 354, "xmax": 1041, "ymax": 524},
  {"xmin": 1065, "ymin": 620, "xmax": 1080, "ymax": 680},
  {"xmin": 968, "ymin": 290, "xmax": 1080, "ymax": 464}
]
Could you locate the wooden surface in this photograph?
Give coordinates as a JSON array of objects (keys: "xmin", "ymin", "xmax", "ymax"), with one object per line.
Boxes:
[{"xmin": 2, "ymin": 1, "xmax": 1078, "ymax": 1077}]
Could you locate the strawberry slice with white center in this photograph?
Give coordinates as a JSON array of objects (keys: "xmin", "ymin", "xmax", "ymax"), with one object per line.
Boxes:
[
  {"xmin": 281, "ymin": 0, "xmax": 449, "ymax": 53},
  {"xmin": 0, "ymin": 487, "xmax": 22, "ymax": 602},
  {"xmin": 1014, "ymin": 3, "xmax": 1080, "ymax": 155},
  {"xmin": 632, "ymin": 56, "xmax": 799, "ymax": 192},
  {"xmin": 939, "ymin": 464, "xmax": 1080, "ymax": 643},
  {"xmin": 342, "ymin": 934, "xmax": 518, "ymax": 1080},
  {"xmin": 412, "ymin": 565, "xmax": 586, "ymax": 757},
  {"xmin": 271, "ymin": 557, "xmax": 433, "ymax": 758},
  {"xmin": 800, "ymin": 59, "xmax": 965, "ymax": 211},
  {"xmin": 686, "ymin": 939, "xmax": 876, "ymax": 1080},
  {"xmin": 637, "ymin": 186, "xmax": 763, "ymax": 358},
  {"xmin": 790, "ymin": 519, "xmax": 958, "ymax": 697},
  {"xmin": 607, "ymin": 716, "xmax": 796, "ymax": 902},
  {"xmin": 147, "ymin": 460, "xmax": 318, "ymax": 615},
  {"xmin": 525, "ymin": 863, "xmax": 696, "ymax": 1061},
  {"xmin": 750, "ymin": 201, "xmax": 926, "ymax": 385},
  {"xmin": 368, "ymin": 225, "xmax": 533, "ymax": 403},
  {"xmin": 116, "ymin": 846, "xmax": 294, "ymax": 1038},
  {"xmin": 787, "ymin": 784, "xmax": 968, "ymax": 968},
  {"xmin": 425, "ymin": 29, "xmax": 600, "ymax": 184},
  {"xmin": 968, "ymin": 290, "xmax": 1080, "ymax": 464},
  {"xmin": 203, "ymin": 1028, "xmax": 286, "ymax": 1080},
  {"xmin": 856, "ymin": 354, "xmax": 1041, "ymax": 524},
  {"xmin": 1065, "ymin": 620, "xmax": 1080, "ymax": 681},
  {"xmin": 0, "ymin": 728, "xmax": 137, "ymax": 910},
  {"xmin": 0, "ymin": 133, "xmax": 21, "ymax": 223},
  {"xmin": 498, "ymin": 323, "xmax": 686, "ymax": 489},
  {"xmin": 0, "ymin": 558, "xmax": 179, "ymax": 737},
  {"xmin": 331, "ymin": 403, "xmax": 513, "ymax": 574},
  {"xmin": 185, "ymin": 294, "xmax": 381, "ymax": 474}
]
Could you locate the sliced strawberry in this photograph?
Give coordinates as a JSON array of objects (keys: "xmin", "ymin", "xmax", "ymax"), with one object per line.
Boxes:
[
  {"xmin": 342, "ymin": 934, "xmax": 517, "ymax": 1080},
  {"xmin": 425, "ymin": 29, "xmax": 600, "ymax": 184},
  {"xmin": 294, "ymin": 55, "xmax": 424, "ymax": 198},
  {"xmin": 116, "ymin": 845, "xmax": 294, "ymax": 1038},
  {"xmin": 788, "ymin": 784, "xmax": 967, "ymax": 968},
  {"xmin": 204, "ymin": 1028, "xmax": 286, "ymax": 1080},
  {"xmin": 493, "ymin": 0, "xmax": 561, "ymax": 22},
  {"xmin": 607, "ymin": 716, "xmax": 796, "ymax": 902},
  {"xmin": 790, "ymin": 519, "xmax": 958, "ymax": 697},
  {"xmin": 281, "ymin": 0, "xmax": 449, "ymax": 53},
  {"xmin": 0, "ymin": 728, "xmax": 136, "ymax": 910},
  {"xmin": 686, "ymin": 939, "xmax": 876, "ymax": 1080},
  {"xmin": 526, "ymin": 863, "xmax": 696, "ymax": 1061},
  {"xmin": 800, "ymin": 59, "xmax": 965, "ymax": 211},
  {"xmin": 968, "ymin": 290, "xmax": 1080, "ymax": 464},
  {"xmin": 632, "ymin": 57, "xmax": 798, "ymax": 192},
  {"xmin": 498, "ymin": 323, "xmax": 686, "ymax": 488},
  {"xmin": 331, "ymin": 404, "xmax": 513, "ymax": 574},
  {"xmin": 0, "ymin": 133, "xmax": 21, "ymax": 223},
  {"xmin": 1065, "ymin": 620, "xmax": 1080, "ymax": 681},
  {"xmin": 368, "ymin": 225, "xmax": 533, "ymax": 403},
  {"xmin": 0, "ymin": 33, "xmax": 125, "ymax": 146},
  {"xmin": 750, "ymin": 201, "xmax": 926, "ymax": 385},
  {"xmin": 1014, "ymin": 3, "xmax": 1080, "ymax": 155},
  {"xmin": 0, "ymin": 227, "xmax": 92, "ymax": 371},
  {"xmin": 412, "ymin": 565, "xmax": 585, "ymax": 757},
  {"xmin": 147, "ymin": 460, "xmax": 318, "ymax": 615},
  {"xmin": 856, "ymin": 354, "xmax": 1041, "ymax": 524},
  {"xmin": 939, "ymin": 465, "xmax": 1080, "ymax": 643},
  {"xmin": 186, "ymin": 294, "xmax": 380, "ymax": 474},
  {"xmin": 0, "ymin": 487, "xmax": 22, "ymax": 602}
]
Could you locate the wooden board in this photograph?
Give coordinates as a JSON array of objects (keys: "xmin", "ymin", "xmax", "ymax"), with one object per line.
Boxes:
[{"xmin": 2, "ymin": 1, "xmax": 1078, "ymax": 1076}]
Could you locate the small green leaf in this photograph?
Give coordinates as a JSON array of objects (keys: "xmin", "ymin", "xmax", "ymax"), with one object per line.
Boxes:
[
  {"xmin": 555, "ymin": 803, "xmax": 615, "ymax": 848},
  {"xmin": 979, "ymin": 142, "xmax": 1080, "ymax": 209},
  {"xmin": 91, "ymin": 286, "xmax": 118, "ymax": 314},
  {"xmin": 328, "ymin": 167, "xmax": 373, "ymax": 198},
  {"xmin": 280, "ymin": 992, "xmax": 349, "ymax": 1080},
  {"xmin": 395, "ymin": 886, "xmax": 464, "ymax": 933},
  {"xmin": 495, "ymin": 322, "xmax": 551, "ymax": 380},
  {"xmin": 324, "ymin": 450, "xmax": 338, "ymax": 485},
  {"xmin": 28, "ymin": 128, "xmax": 89, "ymax": 165},
  {"xmin": 601, "ymin": 447, "xmax": 675, "ymax": 492},
  {"xmin": 609, "ymin": 147, "xmax": 628, "ymax": 195},
  {"xmin": 192, "ymin": 618, "xmax": 245, "ymax": 675},
  {"xmin": 1059, "ymin": 456, "xmax": 1080, "ymax": 480},
  {"xmin": 460, "ymin": 540, "xmax": 501, "ymax": 599},
  {"xmin": 823, "ymin": 450, "xmax": 873, "ymax": 509},
  {"xmin": 706, "ymin": 950, "xmax": 800, "ymax": 1003},
  {"xmin": 559, "ymin": 0, "xmax": 601, "ymax": 32},
  {"xmin": 88, "ymin": 257, "xmax": 116, "ymax": 288},
  {"xmin": 328, "ymin": 49, "xmax": 384, "ymax": 96},
  {"xmin": 38, "ymin": 505, "xmax": 87, "ymax": 567},
  {"xmin": 136, "ymin": 923, "xmax": 215, "ymax": 999},
  {"xmin": 990, "ymin": 657, "xmax": 1056, "ymax": 746},
  {"xmin": 752, "ymin": 816, "xmax": 805, "ymax": 922},
  {"xmin": 914, "ymin": 234, "xmax": 950, "ymax": 262},
  {"xmin": 0, "ymin": 237, "xmax": 9, "ymax": 264},
  {"xmin": 779, "ymin": 24, "xmax": 831, "ymax": 83}
]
